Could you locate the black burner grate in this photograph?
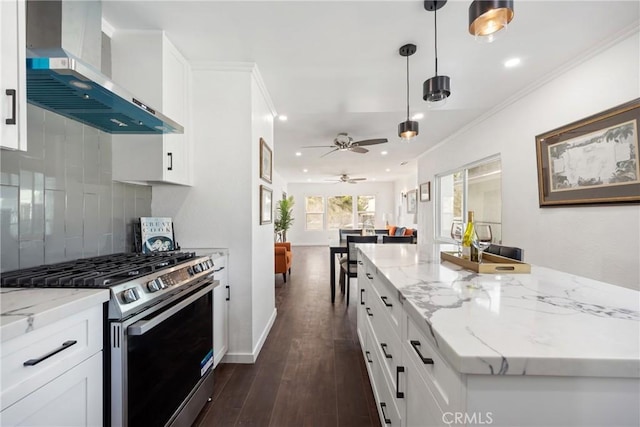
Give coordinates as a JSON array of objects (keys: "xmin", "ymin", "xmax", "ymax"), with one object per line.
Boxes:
[{"xmin": 0, "ymin": 252, "xmax": 196, "ymax": 288}]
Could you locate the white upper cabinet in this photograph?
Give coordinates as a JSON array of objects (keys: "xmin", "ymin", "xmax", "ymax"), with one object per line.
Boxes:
[
  {"xmin": 0, "ymin": 0, "xmax": 27, "ymax": 151},
  {"xmin": 111, "ymin": 31, "xmax": 192, "ymax": 186}
]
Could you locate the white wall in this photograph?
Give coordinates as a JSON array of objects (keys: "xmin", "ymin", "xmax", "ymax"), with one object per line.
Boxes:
[
  {"xmin": 151, "ymin": 64, "xmax": 276, "ymax": 362},
  {"xmin": 417, "ymin": 32, "xmax": 640, "ymax": 290},
  {"xmin": 286, "ymin": 181, "xmax": 394, "ymax": 245}
]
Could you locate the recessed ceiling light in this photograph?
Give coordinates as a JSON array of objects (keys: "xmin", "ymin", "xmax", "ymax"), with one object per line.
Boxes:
[
  {"xmin": 303, "ymin": 169, "xmax": 308, "ymax": 173},
  {"xmin": 504, "ymin": 57, "xmax": 521, "ymax": 68},
  {"xmin": 386, "ymin": 168, "xmax": 391, "ymax": 172},
  {"xmin": 295, "ymin": 152, "xmax": 302, "ymax": 156},
  {"xmin": 278, "ymin": 115, "xmax": 288, "ymax": 121},
  {"xmin": 307, "ymin": 178, "xmax": 311, "ymax": 182},
  {"xmin": 381, "ymin": 151, "xmax": 388, "ymax": 155},
  {"xmin": 411, "ymin": 113, "xmax": 424, "ymax": 120},
  {"xmin": 371, "ymin": 178, "xmax": 377, "ymax": 181}
]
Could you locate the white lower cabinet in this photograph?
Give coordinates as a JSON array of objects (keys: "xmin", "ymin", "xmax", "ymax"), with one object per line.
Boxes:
[
  {"xmin": 213, "ymin": 252, "xmax": 229, "ymax": 367},
  {"xmin": 0, "ymin": 352, "xmax": 102, "ymax": 427},
  {"xmin": 0, "ymin": 304, "xmax": 104, "ymax": 427}
]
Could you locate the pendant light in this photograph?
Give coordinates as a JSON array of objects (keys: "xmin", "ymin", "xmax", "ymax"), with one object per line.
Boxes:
[
  {"xmin": 423, "ymin": 1, "xmax": 451, "ymax": 107},
  {"xmin": 398, "ymin": 44, "xmax": 419, "ymax": 140},
  {"xmin": 468, "ymin": 0, "xmax": 514, "ymax": 43}
]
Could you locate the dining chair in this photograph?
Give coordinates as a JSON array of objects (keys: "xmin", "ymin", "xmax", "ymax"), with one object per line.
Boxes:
[
  {"xmin": 340, "ymin": 235, "xmax": 378, "ymax": 306},
  {"xmin": 339, "ymin": 228, "xmax": 363, "ymax": 242},
  {"xmin": 382, "ymin": 235, "xmax": 413, "ymax": 244}
]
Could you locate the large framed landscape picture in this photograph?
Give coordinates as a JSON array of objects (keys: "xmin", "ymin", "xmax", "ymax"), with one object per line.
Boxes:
[{"xmin": 536, "ymin": 99, "xmax": 640, "ymax": 206}]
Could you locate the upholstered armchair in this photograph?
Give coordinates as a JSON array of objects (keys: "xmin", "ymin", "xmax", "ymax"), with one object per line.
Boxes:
[{"xmin": 274, "ymin": 242, "xmax": 292, "ymax": 282}]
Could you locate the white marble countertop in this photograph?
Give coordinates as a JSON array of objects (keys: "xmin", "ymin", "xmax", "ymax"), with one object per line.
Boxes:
[
  {"xmin": 358, "ymin": 244, "xmax": 640, "ymax": 378},
  {"xmin": 1, "ymin": 288, "xmax": 110, "ymax": 343}
]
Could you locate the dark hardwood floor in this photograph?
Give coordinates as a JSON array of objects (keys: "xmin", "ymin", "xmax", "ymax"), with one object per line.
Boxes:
[{"xmin": 194, "ymin": 246, "xmax": 378, "ymax": 427}]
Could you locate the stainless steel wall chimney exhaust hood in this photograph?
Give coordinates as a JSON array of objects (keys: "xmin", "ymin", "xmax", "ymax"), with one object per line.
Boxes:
[{"xmin": 25, "ymin": 0, "xmax": 183, "ymax": 134}]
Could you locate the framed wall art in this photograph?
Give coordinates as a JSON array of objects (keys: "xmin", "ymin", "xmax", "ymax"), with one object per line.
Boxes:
[
  {"xmin": 260, "ymin": 137, "xmax": 273, "ymax": 183},
  {"xmin": 407, "ymin": 189, "xmax": 417, "ymax": 213},
  {"xmin": 419, "ymin": 181, "xmax": 431, "ymax": 202},
  {"xmin": 536, "ymin": 98, "xmax": 640, "ymax": 206},
  {"xmin": 260, "ymin": 185, "xmax": 273, "ymax": 225}
]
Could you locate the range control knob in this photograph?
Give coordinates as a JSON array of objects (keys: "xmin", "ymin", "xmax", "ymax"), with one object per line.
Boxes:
[
  {"xmin": 157, "ymin": 277, "xmax": 167, "ymax": 288},
  {"xmin": 121, "ymin": 288, "xmax": 140, "ymax": 304},
  {"xmin": 147, "ymin": 280, "xmax": 161, "ymax": 292},
  {"xmin": 194, "ymin": 264, "xmax": 202, "ymax": 273}
]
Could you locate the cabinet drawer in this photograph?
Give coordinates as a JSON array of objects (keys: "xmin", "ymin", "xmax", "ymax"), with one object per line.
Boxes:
[
  {"xmin": 371, "ymin": 335, "xmax": 402, "ymax": 427},
  {"xmin": 404, "ymin": 349, "xmax": 447, "ymax": 427},
  {"xmin": 369, "ymin": 272, "xmax": 402, "ymax": 332},
  {"xmin": 404, "ymin": 315, "xmax": 464, "ymax": 412},
  {"xmin": 1, "ymin": 305, "xmax": 103, "ymax": 410},
  {"xmin": 368, "ymin": 290, "xmax": 403, "ymax": 394}
]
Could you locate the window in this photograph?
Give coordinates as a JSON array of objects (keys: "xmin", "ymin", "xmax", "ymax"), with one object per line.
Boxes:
[
  {"xmin": 436, "ymin": 156, "xmax": 502, "ymax": 243},
  {"xmin": 305, "ymin": 196, "xmax": 324, "ymax": 230},
  {"xmin": 327, "ymin": 196, "xmax": 353, "ymax": 229},
  {"xmin": 357, "ymin": 195, "xmax": 376, "ymax": 228}
]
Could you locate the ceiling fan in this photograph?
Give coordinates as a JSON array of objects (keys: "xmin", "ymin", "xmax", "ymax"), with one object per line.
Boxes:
[
  {"xmin": 326, "ymin": 174, "xmax": 367, "ymax": 184},
  {"xmin": 303, "ymin": 132, "xmax": 388, "ymax": 157}
]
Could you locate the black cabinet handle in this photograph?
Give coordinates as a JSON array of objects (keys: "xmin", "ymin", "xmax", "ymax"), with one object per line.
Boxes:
[
  {"xmin": 381, "ymin": 296, "xmax": 393, "ymax": 307},
  {"xmin": 366, "ymin": 273, "xmax": 373, "ymax": 280},
  {"xmin": 410, "ymin": 340, "xmax": 434, "ymax": 365},
  {"xmin": 365, "ymin": 350, "xmax": 372, "ymax": 364},
  {"xmin": 226, "ymin": 285, "xmax": 230, "ymax": 301},
  {"xmin": 167, "ymin": 152, "xmax": 173, "ymax": 170},
  {"xmin": 396, "ymin": 366, "xmax": 405, "ymax": 398},
  {"xmin": 5, "ymin": 89, "xmax": 16, "ymax": 125},
  {"xmin": 380, "ymin": 402, "xmax": 392, "ymax": 424},
  {"xmin": 366, "ymin": 307, "xmax": 373, "ymax": 317},
  {"xmin": 360, "ymin": 288, "xmax": 365, "ymax": 305},
  {"xmin": 23, "ymin": 340, "xmax": 77, "ymax": 366},
  {"xmin": 380, "ymin": 343, "xmax": 392, "ymax": 359}
]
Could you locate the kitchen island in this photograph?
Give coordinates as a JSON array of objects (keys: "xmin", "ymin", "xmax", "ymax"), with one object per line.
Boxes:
[{"xmin": 356, "ymin": 243, "xmax": 639, "ymax": 427}]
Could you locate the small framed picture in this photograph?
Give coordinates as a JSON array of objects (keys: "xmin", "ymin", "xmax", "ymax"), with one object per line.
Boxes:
[
  {"xmin": 407, "ymin": 189, "xmax": 417, "ymax": 214},
  {"xmin": 419, "ymin": 181, "xmax": 431, "ymax": 202},
  {"xmin": 260, "ymin": 138, "xmax": 273, "ymax": 183},
  {"xmin": 260, "ymin": 185, "xmax": 273, "ymax": 225}
]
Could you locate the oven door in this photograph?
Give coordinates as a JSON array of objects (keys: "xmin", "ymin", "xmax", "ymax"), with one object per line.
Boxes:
[{"xmin": 110, "ymin": 279, "xmax": 214, "ymax": 427}]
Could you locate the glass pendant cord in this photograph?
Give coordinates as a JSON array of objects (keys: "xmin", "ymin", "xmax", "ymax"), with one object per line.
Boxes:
[
  {"xmin": 405, "ymin": 53, "xmax": 410, "ymax": 120},
  {"xmin": 434, "ymin": 7, "xmax": 439, "ymax": 76}
]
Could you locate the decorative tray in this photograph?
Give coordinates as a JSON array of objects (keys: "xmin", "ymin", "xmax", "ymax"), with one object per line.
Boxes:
[{"xmin": 440, "ymin": 251, "xmax": 531, "ymax": 274}]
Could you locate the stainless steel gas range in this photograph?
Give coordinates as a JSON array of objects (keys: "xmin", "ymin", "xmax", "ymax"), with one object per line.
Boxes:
[{"xmin": 1, "ymin": 252, "xmax": 218, "ymax": 427}]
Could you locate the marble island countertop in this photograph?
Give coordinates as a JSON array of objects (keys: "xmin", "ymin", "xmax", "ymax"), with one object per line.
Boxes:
[
  {"xmin": 1, "ymin": 288, "xmax": 110, "ymax": 343},
  {"xmin": 358, "ymin": 244, "xmax": 640, "ymax": 378}
]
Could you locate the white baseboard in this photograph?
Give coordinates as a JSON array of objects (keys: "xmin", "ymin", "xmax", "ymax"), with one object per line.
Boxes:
[{"xmin": 222, "ymin": 307, "xmax": 277, "ymax": 364}]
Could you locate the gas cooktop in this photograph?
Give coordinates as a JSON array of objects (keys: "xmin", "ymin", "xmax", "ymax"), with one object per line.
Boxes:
[{"xmin": 0, "ymin": 252, "xmax": 197, "ymax": 289}]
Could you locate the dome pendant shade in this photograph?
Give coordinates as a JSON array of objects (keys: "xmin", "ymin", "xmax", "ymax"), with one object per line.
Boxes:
[
  {"xmin": 398, "ymin": 120, "xmax": 419, "ymax": 140},
  {"xmin": 469, "ymin": 0, "xmax": 514, "ymax": 42},
  {"xmin": 423, "ymin": 75, "xmax": 451, "ymax": 103}
]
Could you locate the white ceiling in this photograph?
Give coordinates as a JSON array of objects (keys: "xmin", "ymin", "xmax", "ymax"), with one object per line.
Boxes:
[{"xmin": 103, "ymin": 0, "xmax": 640, "ymax": 184}]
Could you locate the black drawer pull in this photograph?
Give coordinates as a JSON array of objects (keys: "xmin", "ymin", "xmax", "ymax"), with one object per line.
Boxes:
[
  {"xmin": 6, "ymin": 89, "xmax": 17, "ymax": 125},
  {"xmin": 396, "ymin": 366, "xmax": 405, "ymax": 398},
  {"xmin": 381, "ymin": 343, "xmax": 392, "ymax": 359},
  {"xmin": 410, "ymin": 340, "xmax": 434, "ymax": 365},
  {"xmin": 226, "ymin": 285, "xmax": 230, "ymax": 301},
  {"xmin": 167, "ymin": 152, "xmax": 173, "ymax": 170},
  {"xmin": 23, "ymin": 340, "xmax": 77, "ymax": 366},
  {"xmin": 366, "ymin": 273, "xmax": 373, "ymax": 280},
  {"xmin": 366, "ymin": 307, "xmax": 373, "ymax": 317},
  {"xmin": 360, "ymin": 288, "xmax": 365, "ymax": 305},
  {"xmin": 365, "ymin": 350, "xmax": 372, "ymax": 364},
  {"xmin": 380, "ymin": 402, "xmax": 392, "ymax": 424},
  {"xmin": 381, "ymin": 296, "xmax": 393, "ymax": 307}
]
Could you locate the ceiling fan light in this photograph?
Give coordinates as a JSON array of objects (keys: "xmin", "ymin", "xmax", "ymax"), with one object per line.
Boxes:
[
  {"xmin": 423, "ymin": 75, "xmax": 450, "ymax": 107},
  {"xmin": 469, "ymin": 0, "xmax": 514, "ymax": 43},
  {"xmin": 398, "ymin": 120, "xmax": 419, "ymax": 140}
]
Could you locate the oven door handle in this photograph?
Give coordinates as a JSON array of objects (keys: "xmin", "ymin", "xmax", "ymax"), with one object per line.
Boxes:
[{"xmin": 128, "ymin": 282, "xmax": 214, "ymax": 336}]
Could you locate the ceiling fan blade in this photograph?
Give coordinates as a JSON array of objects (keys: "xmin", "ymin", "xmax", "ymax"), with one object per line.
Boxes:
[
  {"xmin": 301, "ymin": 145, "xmax": 336, "ymax": 148},
  {"xmin": 351, "ymin": 178, "xmax": 367, "ymax": 181},
  {"xmin": 353, "ymin": 138, "xmax": 388, "ymax": 147},
  {"xmin": 349, "ymin": 146, "xmax": 368, "ymax": 154},
  {"xmin": 320, "ymin": 148, "xmax": 340, "ymax": 158}
]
